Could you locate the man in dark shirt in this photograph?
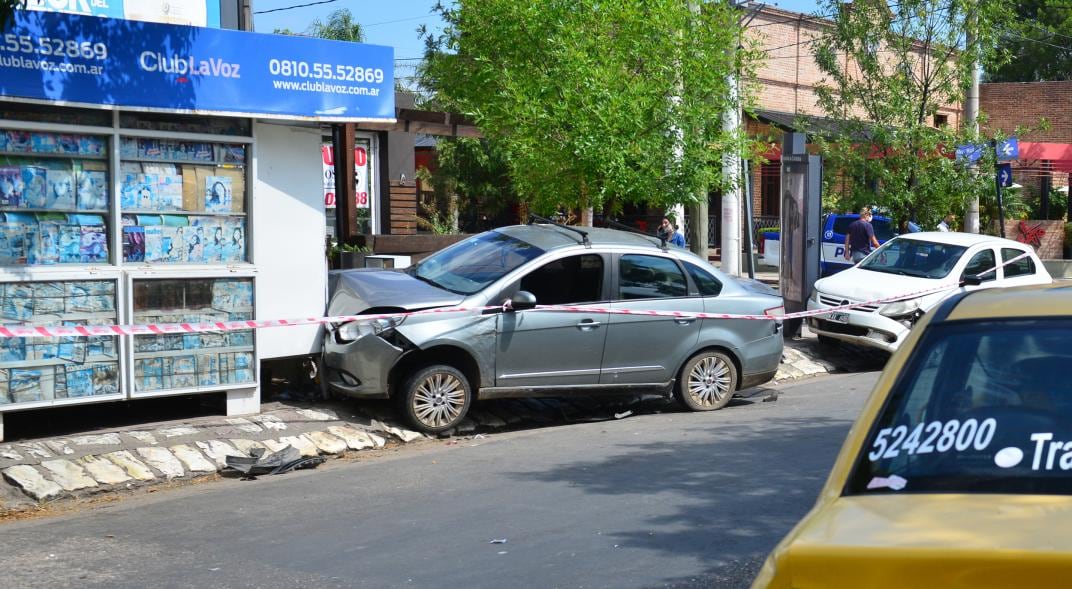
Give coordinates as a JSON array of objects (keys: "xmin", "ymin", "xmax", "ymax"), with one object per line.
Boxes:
[{"xmin": 845, "ymin": 208, "xmax": 881, "ymax": 263}]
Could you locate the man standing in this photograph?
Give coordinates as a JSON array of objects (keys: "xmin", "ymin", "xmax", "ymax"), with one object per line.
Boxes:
[
  {"xmin": 937, "ymin": 214, "xmax": 955, "ymax": 232},
  {"xmin": 844, "ymin": 207, "xmax": 881, "ymax": 263}
]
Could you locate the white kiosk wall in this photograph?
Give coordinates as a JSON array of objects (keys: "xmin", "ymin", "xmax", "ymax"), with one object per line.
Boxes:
[{"xmin": 252, "ymin": 122, "xmax": 327, "ymax": 359}]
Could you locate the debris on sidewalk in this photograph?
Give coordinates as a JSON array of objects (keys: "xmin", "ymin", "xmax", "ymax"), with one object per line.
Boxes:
[{"xmin": 222, "ymin": 446, "xmax": 325, "ymax": 479}]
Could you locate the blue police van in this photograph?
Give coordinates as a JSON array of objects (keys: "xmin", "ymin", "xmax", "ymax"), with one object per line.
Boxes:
[{"xmin": 760, "ymin": 212, "xmax": 896, "ymax": 277}]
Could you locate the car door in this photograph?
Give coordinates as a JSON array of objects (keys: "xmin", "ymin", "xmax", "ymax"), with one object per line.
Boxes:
[
  {"xmin": 959, "ymin": 247, "xmax": 999, "ymax": 291},
  {"xmin": 999, "ymin": 247, "xmax": 1046, "ymax": 287},
  {"xmin": 600, "ymin": 253, "xmax": 703, "ymax": 385},
  {"xmin": 494, "ymin": 253, "xmax": 609, "ymax": 387}
]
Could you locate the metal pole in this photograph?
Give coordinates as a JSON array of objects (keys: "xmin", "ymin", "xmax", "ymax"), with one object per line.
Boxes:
[
  {"xmin": 963, "ymin": 28, "xmax": 981, "ymax": 233},
  {"xmin": 720, "ymin": 54, "xmax": 741, "ymax": 276},
  {"xmin": 742, "ymin": 158, "xmax": 756, "ymax": 278}
]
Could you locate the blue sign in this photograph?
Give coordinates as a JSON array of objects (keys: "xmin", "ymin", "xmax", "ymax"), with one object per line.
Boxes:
[
  {"xmin": 24, "ymin": 0, "xmax": 221, "ymax": 28},
  {"xmin": 997, "ymin": 163, "xmax": 1013, "ymax": 187},
  {"xmin": 955, "ymin": 143, "xmax": 984, "ymax": 163},
  {"xmin": 0, "ymin": 11, "xmax": 395, "ymax": 121},
  {"xmin": 997, "ymin": 137, "xmax": 1019, "ymax": 160}
]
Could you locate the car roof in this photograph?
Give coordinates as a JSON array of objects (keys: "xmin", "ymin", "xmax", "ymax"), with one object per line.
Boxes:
[
  {"xmin": 945, "ymin": 282, "xmax": 1072, "ymax": 321},
  {"xmin": 894, "ymin": 231, "xmax": 1028, "ymax": 248},
  {"xmin": 494, "ymin": 223, "xmax": 666, "ymax": 252}
]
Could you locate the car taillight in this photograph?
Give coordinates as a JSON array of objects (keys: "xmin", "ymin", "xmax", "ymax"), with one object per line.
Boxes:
[{"xmin": 764, "ymin": 306, "xmax": 785, "ymax": 318}]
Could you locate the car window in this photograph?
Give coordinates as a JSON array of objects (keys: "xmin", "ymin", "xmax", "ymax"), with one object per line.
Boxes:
[
  {"xmin": 684, "ymin": 262, "xmax": 723, "ymax": 297},
  {"xmin": 859, "ymin": 238, "xmax": 968, "ymax": 279},
  {"xmin": 872, "ymin": 219, "xmax": 895, "ymax": 242},
  {"xmin": 846, "ymin": 319, "xmax": 1072, "ymax": 495},
  {"xmin": 411, "ymin": 232, "xmax": 544, "ymax": 295},
  {"xmin": 831, "ymin": 216, "xmax": 854, "ymax": 235},
  {"xmin": 962, "ymin": 249, "xmax": 996, "ymax": 282},
  {"xmin": 519, "ymin": 254, "xmax": 603, "ymax": 305},
  {"xmin": 1002, "ymin": 248, "xmax": 1035, "ymax": 278},
  {"xmin": 619, "ymin": 255, "xmax": 687, "ymax": 300}
]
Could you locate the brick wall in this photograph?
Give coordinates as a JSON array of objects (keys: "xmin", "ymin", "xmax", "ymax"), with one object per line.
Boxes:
[
  {"xmin": 981, "ymin": 81, "xmax": 1072, "ymax": 197},
  {"xmin": 1002, "ymin": 220, "xmax": 1065, "ymax": 260}
]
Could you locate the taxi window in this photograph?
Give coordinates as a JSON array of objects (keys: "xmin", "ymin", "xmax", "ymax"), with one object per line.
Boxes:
[{"xmin": 846, "ymin": 319, "xmax": 1072, "ymax": 496}]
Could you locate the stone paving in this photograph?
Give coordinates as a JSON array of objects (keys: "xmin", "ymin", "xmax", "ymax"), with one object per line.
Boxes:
[{"xmin": 0, "ymin": 334, "xmax": 886, "ymax": 512}]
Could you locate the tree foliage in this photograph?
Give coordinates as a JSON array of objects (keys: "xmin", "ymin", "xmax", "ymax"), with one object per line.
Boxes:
[
  {"xmin": 420, "ymin": 0, "xmax": 754, "ymax": 214},
  {"xmin": 986, "ymin": 1, "xmax": 1072, "ymax": 82},
  {"xmin": 415, "ymin": 137, "xmax": 519, "ymax": 232},
  {"xmin": 812, "ymin": 0, "xmax": 1014, "ymax": 229},
  {"xmin": 275, "ymin": 8, "xmax": 364, "ymax": 42}
]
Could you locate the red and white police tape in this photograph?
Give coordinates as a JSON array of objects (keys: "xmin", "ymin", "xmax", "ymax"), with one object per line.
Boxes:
[{"xmin": 0, "ymin": 251, "xmax": 1031, "ymax": 338}]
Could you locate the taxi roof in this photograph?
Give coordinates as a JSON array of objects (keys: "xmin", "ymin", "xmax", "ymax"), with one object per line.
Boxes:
[{"xmin": 945, "ymin": 282, "xmax": 1072, "ymax": 322}]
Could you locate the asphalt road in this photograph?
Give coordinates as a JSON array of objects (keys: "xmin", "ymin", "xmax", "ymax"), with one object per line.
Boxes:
[{"xmin": 2, "ymin": 372, "xmax": 879, "ymax": 589}]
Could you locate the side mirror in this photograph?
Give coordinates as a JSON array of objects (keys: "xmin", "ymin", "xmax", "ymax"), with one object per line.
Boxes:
[
  {"xmin": 961, "ymin": 274, "xmax": 984, "ymax": 286},
  {"xmin": 510, "ymin": 291, "xmax": 537, "ymax": 311}
]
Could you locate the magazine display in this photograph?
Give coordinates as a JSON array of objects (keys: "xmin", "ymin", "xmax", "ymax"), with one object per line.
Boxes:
[
  {"xmin": 0, "ymin": 212, "xmax": 109, "ymax": 266},
  {"xmin": 132, "ymin": 278, "xmax": 255, "ymax": 393},
  {"xmin": 76, "ymin": 170, "xmax": 108, "ymax": 210},
  {"xmin": 0, "ymin": 280, "xmax": 119, "ymax": 405}
]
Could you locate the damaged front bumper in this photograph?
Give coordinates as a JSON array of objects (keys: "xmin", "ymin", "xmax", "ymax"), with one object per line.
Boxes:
[{"xmin": 322, "ymin": 331, "xmax": 405, "ymax": 399}]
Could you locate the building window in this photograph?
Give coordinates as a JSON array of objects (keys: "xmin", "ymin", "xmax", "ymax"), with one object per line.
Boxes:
[
  {"xmin": 934, "ymin": 114, "xmax": 948, "ymax": 128},
  {"xmin": 760, "ymin": 163, "xmax": 780, "ymax": 217}
]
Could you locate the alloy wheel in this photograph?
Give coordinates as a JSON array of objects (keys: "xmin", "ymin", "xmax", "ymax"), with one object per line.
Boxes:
[
  {"xmin": 412, "ymin": 372, "xmax": 467, "ymax": 429},
  {"xmin": 687, "ymin": 355, "xmax": 731, "ymax": 408}
]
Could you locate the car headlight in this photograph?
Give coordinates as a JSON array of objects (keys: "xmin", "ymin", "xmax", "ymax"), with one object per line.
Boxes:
[
  {"xmin": 336, "ymin": 315, "xmax": 406, "ymax": 342},
  {"xmin": 880, "ymin": 298, "xmax": 921, "ymax": 317}
]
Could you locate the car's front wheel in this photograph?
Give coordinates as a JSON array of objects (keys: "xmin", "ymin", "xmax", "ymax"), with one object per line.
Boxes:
[
  {"xmin": 676, "ymin": 351, "xmax": 737, "ymax": 411},
  {"xmin": 398, "ymin": 364, "xmax": 471, "ymax": 434}
]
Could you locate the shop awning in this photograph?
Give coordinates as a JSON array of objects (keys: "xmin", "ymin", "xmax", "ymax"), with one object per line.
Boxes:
[{"xmin": 1019, "ymin": 142, "xmax": 1072, "ymax": 172}]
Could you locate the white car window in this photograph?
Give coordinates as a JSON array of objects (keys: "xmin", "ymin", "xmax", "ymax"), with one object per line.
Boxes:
[
  {"xmin": 961, "ymin": 249, "xmax": 997, "ymax": 283},
  {"xmin": 1001, "ymin": 248, "xmax": 1036, "ymax": 278}
]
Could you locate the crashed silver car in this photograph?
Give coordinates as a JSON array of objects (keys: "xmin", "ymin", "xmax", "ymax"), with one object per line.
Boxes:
[{"xmin": 322, "ymin": 223, "xmax": 784, "ymax": 434}]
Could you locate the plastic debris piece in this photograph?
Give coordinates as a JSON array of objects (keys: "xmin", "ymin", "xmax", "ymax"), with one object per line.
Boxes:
[
  {"xmin": 614, "ymin": 411, "xmax": 633, "ymax": 419},
  {"xmin": 866, "ymin": 474, "xmax": 908, "ymax": 491},
  {"xmin": 489, "ymin": 538, "xmax": 508, "ymax": 544}
]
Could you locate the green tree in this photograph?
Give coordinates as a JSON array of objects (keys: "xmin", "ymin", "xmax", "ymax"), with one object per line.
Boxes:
[
  {"xmin": 420, "ymin": 0, "xmax": 754, "ymax": 216},
  {"xmin": 274, "ymin": 8, "xmax": 364, "ymax": 42},
  {"xmin": 812, "ymin": 0, "xmax": 1014, "ymax": 229},
  {"xmin": 986, "ymin": 1, "xmax": 1072, "ymax": 82},
  {"xmin": 416, "ymin": 137, "xmax": 519, "ymax": 232}
]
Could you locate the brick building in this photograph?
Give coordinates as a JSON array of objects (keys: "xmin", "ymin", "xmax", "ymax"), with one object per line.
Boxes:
[{"xmin": 980, "ymin": 81, "xmax": 1072, "ymax": 212}]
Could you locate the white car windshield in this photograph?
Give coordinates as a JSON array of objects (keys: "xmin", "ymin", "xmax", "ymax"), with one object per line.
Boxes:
[{"xmin": 859, "ymin": 238, "xmax": 968, "ymax": 279}]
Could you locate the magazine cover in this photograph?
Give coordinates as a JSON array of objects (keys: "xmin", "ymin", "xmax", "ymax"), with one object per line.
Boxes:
[
  {"xmin": 227, "ymin": 330, "xmax": 253, "ymax": 348},
  {"xmin": 80, "ymin": 224, "xmax": 108, "ymax": 263},
  {"xmin": 66, "ymin": 283, "xmax": 115, "ymax": 313},
  {"xmin": 161, "ymin": 225, "xmax": 186, "ymax": 262},
  {"xmin": 91, "ymin": 362, "xmax": 119, "ymax": 395},
  {"xmin": 28, "ymin": 339, "xmax": 59, "ymax": 361},
  {"xmin": 6, "ymin": 131, "xmax": 31, "ymax": 153},
  {"xmin": 143, "ymin": 225, "xmax": 164, "ymax": 262},
  {"xmin": 78, "ymin": 136, "xmax": 105, "ymax": 156},
  {"xmin": 58, "ymin": 223, "xmax": 82, "ymax": 263},
  {"xmin": 10, "ymin": 368, "xmax": 49, "ymax": 403},
  {"xmin": 197, "ymin": 353, "xmax": 220, "ymax": 387},
  {"xmin": 0, "ymin": 338, "xmax": 25, "ymax": 362},
  {"xmin": 65, "ymin": 366, "xmax": 94, "ymax": 397},
  {"xmin": 30, "ymin": 133, "xmax": 58, "ymax": 154},
  {"xmin": 219, "ymin": 219, "xmax": 244, "ymax": 262},
  {"xmin": 87, "ymin": 335, "xmax": 117, "ymax": 359},
  {"xmin": 219, "ymin": 145, "xmax": 246, "ymax": 164},
  {"xmin": 46, "ymin": 169, "xmax": 76, "ymax": 209},
  {"xmin": 33, "ymin": 293, "xmax": 65, "ymax": 315},
  {"xmin": 135, "ymin": 357, "xmax": 163, "ymax": 391},
  {"xmin": 119, "ymin": 138, "xmax": 138, "ymax": 158},
  {"xmin": 0, "ymin": 166, "xmax": 22, "ymax": 207},
  {"xmin": 0, "ymin": 217, "xmax": 27, "ymax": 265},
  {"xmin": 136, "ymin": 175, "xmax": 157, "ymax": 210},
  {"xmin": 204, "ymin": 176, "xmax": 232, "ymax": 212},
  {"xmin": 200, "ymin": 332, "xmax": 227, "ymax": 348},
  {"xmin": 76, "ymin": 170, "xmax": 108, "ymax": 210},
  {"xmin": 138, "ymin": 139, "xmax": 163, "ymax": 160},
  {"xmin": 58, "ymin": 135, "xmax": 81, "ymax": 154},
  {"xmin": 57, "ymin": 339, "xmax": 87, "ymax": 364},
  {"xmin": 185, "ymin": 224, "xmax": 205, "ymax": 262},
  {"xmin": 2, "ymin": 295, "xmax": 32, "ymax": 321},
  {"xmin": 157, "ymin": 175, "xmax": 183, "ymax": 210},
  {"xmin": 172, "ymin": 355, "xmax": 197, "ymax": 389},
  {"xmin": 202, "ymin": 222, "xmax": 225, "ymax": 262},
  {"xmin": 21, "ymin": 166, "xmax": 48, "ymax": 208},
  {"xmin": 123, "ymin": 225, "xmax": 145, "ymax": 262},
  {"xmin": 28, "ymin": 220, "xmax": 59, "ymax": 265}
]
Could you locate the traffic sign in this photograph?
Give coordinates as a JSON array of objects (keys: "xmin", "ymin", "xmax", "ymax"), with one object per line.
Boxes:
[
  {"xmin": 997, "ymin": 163, "xmax": 1013, "ymax": 187},
  {"xmin": 955, "ymin": 144, "xmax": 984, "ymax": 162},
  {"xmin": 997, "ymin": 137, "xmax": 1019, "ymax": 161}
]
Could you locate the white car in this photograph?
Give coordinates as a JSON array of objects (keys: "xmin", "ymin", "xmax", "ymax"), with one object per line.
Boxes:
[{"xmin": 806, "ymin": 232, "xmax": 1052, "ymax": 352}]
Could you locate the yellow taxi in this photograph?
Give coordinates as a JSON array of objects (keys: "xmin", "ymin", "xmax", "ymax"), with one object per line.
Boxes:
[{"xmin": 753, "ymin": 283, "xmax": 1072, "ymax": 589}]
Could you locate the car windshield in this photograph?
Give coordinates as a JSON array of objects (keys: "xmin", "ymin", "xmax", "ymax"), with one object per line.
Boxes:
[
  {"xmin": 409, "ymin": 231, "xmax": 545, "ymax": 295},
  {"xmin": 846, "ymin": 319, "xmax": 1072, "ymax": 496},
  {"xmin": 859, "ymin": 238, "xmax": 967, "ymax": 279}
]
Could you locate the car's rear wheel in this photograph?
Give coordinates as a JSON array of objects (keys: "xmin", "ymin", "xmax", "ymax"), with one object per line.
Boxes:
[
  {"xmin": 676, "ymin": 351, "xmax": 737, "ymax": 411},
  {"xmin": 398, "ymin": 364, "xmax": 471, "ymax": 434}
]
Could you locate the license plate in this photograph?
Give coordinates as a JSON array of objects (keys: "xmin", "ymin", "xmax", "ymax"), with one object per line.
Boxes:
[{"xmin": 827, "ymin": 312, "xmax": 850, "ymax": 324}]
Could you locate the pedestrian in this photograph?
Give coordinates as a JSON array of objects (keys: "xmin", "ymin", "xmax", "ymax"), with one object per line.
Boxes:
[
  {"xmin": 937, "ymin": 214, "xmax": 955, "ymax": 232},
  {"xmin": 844, "ymin": 207, "xmax": 880, "ymax": 263},
  {"xmin": 658, "ymin": 217, "xmax": 686, "ymax": 247}
]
